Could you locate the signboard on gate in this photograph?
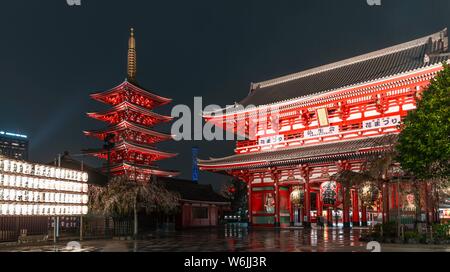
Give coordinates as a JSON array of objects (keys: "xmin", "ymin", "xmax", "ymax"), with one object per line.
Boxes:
[
  {"xmin": 362, "ymin": 115, "xmax": 401, "ymax": 130},
  {"xmin": 304, "ymin": 126, "xmax": 339, "ymax": 139},
  {"xmin": 259, "ymin": 135, "xmax": 285, "ymax": 146}
]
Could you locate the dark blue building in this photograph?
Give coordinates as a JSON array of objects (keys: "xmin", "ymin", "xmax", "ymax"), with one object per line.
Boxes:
[{"xmin": 0, "ymin": 131, "xmax": 29, "ymax": 160}]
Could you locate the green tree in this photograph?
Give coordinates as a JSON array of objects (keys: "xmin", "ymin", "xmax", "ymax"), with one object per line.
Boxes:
[
  {"xmin": 397, "ymin": 62, "xmax": 450, "ymax": 225},
  {"xmin": 221, "ymin": 178, "xmax": 248, "ymax": 221},
  {"xmin": 397, "ymin": 62, "xmax": 450, "ymax": 180}
]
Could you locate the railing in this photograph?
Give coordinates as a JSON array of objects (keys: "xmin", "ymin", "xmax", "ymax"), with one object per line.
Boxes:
[{"xmin": 0, "ymin": 216, "xmax": 48, "ymax": 243}]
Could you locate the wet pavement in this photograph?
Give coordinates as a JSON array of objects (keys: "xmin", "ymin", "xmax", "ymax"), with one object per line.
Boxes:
[{"xmin": 1, "ymin": 225, "xmax": 450, "ymax": 252}]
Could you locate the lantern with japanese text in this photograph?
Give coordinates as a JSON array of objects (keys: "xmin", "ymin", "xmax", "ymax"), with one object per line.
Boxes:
[
  {"xmin": 290, "ymin": 186, "xmax": 304, "ymax": 208},
  {"xmin": 320, "ymin": 181, "xmax": 342, "ymax": 207}
]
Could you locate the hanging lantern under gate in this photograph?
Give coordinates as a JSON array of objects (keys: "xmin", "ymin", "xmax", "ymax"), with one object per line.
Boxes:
[
  {"xmin": 358, "ymin": 181, "xmax": 380, "ymax": 208},
  {"xmin": 320, "ymin": 181, "xmax": 342, "ymax": 207},
  {"xmin": 290, "ymin": 186, "xmax": 304, "ymax": 208}
]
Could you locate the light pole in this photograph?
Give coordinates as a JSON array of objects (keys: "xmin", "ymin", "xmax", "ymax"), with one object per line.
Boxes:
[
  {"xmin": 61, "ymin": 152, "xmax": 91, "ymax": 242},
  {"xmin": 103, "ymin": 133, "xmax": 116, "ymax": 183}
]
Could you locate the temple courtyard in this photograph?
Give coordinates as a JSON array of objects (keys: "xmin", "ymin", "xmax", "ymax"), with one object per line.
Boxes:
[{"xmin": 1, "ymin": 225, "xmax": 450, "ymax": 252}]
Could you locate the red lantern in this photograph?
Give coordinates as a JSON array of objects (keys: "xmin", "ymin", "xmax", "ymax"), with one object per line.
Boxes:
[{"xmin": 320, "ymin": 181, "xmax": 342, "ymax": 207}]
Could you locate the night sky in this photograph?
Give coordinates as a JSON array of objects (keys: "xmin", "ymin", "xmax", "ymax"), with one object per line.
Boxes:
[{"xmin": 0, "ymin": 0, "xmax": 449, "ymax": 191}]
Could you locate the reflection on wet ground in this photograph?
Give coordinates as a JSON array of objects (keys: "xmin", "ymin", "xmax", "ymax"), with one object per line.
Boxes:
[{"xmin": 1, "ymin": 225, "xmax": 449, "ymax": 252}]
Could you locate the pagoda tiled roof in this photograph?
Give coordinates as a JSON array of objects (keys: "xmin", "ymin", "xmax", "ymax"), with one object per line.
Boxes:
[
  {"xmin": 223, "ymin": 29, "xmax": 450, "ymax": 109},
  {"xmin": 198, "ymin": 134, "xmax": 397, "ymax": 171},
  {"xmin": 87, "ymin": 101, "xmax": 173, "ymax": 122},
  {"xmin": 109, "ymin": 161, "xmax": 179, "ymax": 177},
  {"xmin": 90, "ymin": 80, "xmax": 172, "ymax": 106},
  {"xmin": 158, "ymin": 177, "xmax": 230, "ymax": 204},
  {"xmin": 83, "ymin": 120, "xmax": 173, "ymax": 140},
  {"xmin": 84, "ymin": 140, "xmax": 177, "ymax": 159}
]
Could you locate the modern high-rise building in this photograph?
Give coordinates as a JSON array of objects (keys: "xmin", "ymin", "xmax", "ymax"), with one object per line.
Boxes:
[{"xmin": 0, "ymin": 131, "xmax": 29, "ymax": 160}]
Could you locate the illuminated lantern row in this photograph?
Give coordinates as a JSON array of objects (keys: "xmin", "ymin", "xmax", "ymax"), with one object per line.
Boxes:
[
  {"xmin": 0, "ymin": 159, "xmax": 88, "ymax": 182},
  {"xmin": 0, "ymin": 204, "xmax": 88, "ymax": 216},
  {"xmin": 0, "ymin": 174, "xmax": 88, "ymax": 193},
  {"xmin": 0, "ymin": 189, "xmax": 88, "ymax": 204},
  {"xmin": 320, "ymin": 181, "xmax": 342, "ymax": 207},
  {"xmin": 0, "ymin": 157, "xmax": 89, "ymax": 216}
]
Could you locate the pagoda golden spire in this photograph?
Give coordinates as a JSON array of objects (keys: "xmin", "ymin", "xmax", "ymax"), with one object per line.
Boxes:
[{"xmin": 127, "ymin": 28, "xmax": 137, "ymax": 82}]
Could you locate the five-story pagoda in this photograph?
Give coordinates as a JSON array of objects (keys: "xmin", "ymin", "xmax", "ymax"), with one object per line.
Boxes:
[{"xmin": 84, "ymin": 28, "xmax": 178, "ymax": 182}]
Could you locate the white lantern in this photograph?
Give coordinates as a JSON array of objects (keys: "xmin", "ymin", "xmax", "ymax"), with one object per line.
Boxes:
[
  {"xmin": 82, "ymin": 173, "xmax": 88, "ymax": 182},
  {"xmin": 3, "ymin": 175, "xmax": 9, "ymax": 187},
  {"xmin": 3, "ymin": 160, "xmax": 10, "ymax": 171}
]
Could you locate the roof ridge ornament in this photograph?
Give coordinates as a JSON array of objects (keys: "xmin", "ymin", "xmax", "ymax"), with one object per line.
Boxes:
[{"xmin": 127, "ymin": 28, "xmax": 137, "ymax": 83}]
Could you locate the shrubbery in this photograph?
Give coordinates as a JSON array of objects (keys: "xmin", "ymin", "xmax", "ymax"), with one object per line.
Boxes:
[
  {"xmin": 432, "ymin": 223, "xmax": 450, "ymax": 241},
  {"xmin": 360, "ymin": 222, "xmax": 450, "ymax": 244}
]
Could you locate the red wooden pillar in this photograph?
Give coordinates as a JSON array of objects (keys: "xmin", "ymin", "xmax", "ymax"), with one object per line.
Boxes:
[
  {"xmin": 382, "ymin": 182, "xmax": 390, "ymax": 224},
  {"xmin": 395, "ymin": 184, "xmax": 399, "ymax": 208},
  {"xmin": 299, "ymin": 184, "xmax": 304, "ymax": 224},
  {"xmin": 304, "ymin": 179, "xmax": 311, "ymax": 228},
  {"xmin": 248, "ymin": 181, "xmax": 253, "ymax": 226},
  {"xmin": 327, "ymin": 207, "xmax": 333, "ymax": 227},
  {"xmin": 390, "ymin": 184, "xmax": 397, "ymax": 209},
  {"xmin": 343, "ymin": 185, "xmax": 351, "ymax": 228},
  {"xmin": 273, "ymin": 171, "xmax": 281, "ymax": 227},
  {"xmin": 361, "ymin": 204, "xmax": 368, "ymax": 227},
  {"xmin": 352, "ymin": 190, "xmax": 360, "ymax": 227},
  {"xmin": 274, "ymin": 183, "xmax": 280, "ymax": 227},
  {"xmin": 316, "ymin": 192, "xmax": 323, "ymax": 225}
]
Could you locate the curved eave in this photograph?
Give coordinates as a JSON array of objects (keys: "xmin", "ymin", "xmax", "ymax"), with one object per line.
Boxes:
[
  {"xmin": 87, "ymin": 101, "xmax": 173, "ymax": 122},
  {"xmin": 199, "ymin": 149, "xmax": 386, "ymax": 172},
  {"xmin": 199, "ymin": 135, "xmax": 396, "ymax": 171},
  {"xmin": 110, "ymin": 162, "xmax": 180, "ymax": 177},
  {"xmin": 83, "ymin": 120, "xmax": 174, "ymax": 140},
  {"xmin": 90, "ymin": 80, "xmax": 172, "ymax": 106},
  {"xmin": 84, "ymin": 140, "xmax": 177, "ymax": 159},
  {"xmin": 203, "ymin": 63, "xmax": 445, "ymax": 119}
]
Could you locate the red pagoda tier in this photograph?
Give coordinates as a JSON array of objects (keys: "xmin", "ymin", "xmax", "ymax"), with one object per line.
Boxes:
[
  {"xmin": 84, "ymin": 28, "xmax": 179, "ymax": 181},
  {"xmin": 87, "ymin": 101, "xmax": 173, "ymax": 127}
]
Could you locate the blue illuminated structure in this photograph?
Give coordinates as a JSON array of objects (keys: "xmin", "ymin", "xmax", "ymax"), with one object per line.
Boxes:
[
  {"xmin": 192, "ymin": 147, "xmax": 199, "ymax": 183},
  {"xmin": 0, "ymin": 131, "xmax": 28, "ymax": 139}
]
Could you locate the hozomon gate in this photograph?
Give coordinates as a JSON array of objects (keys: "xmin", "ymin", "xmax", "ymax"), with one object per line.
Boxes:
[{"xmin": 199, "ymin": 29, "xmax": 449, "ymax": 228}]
